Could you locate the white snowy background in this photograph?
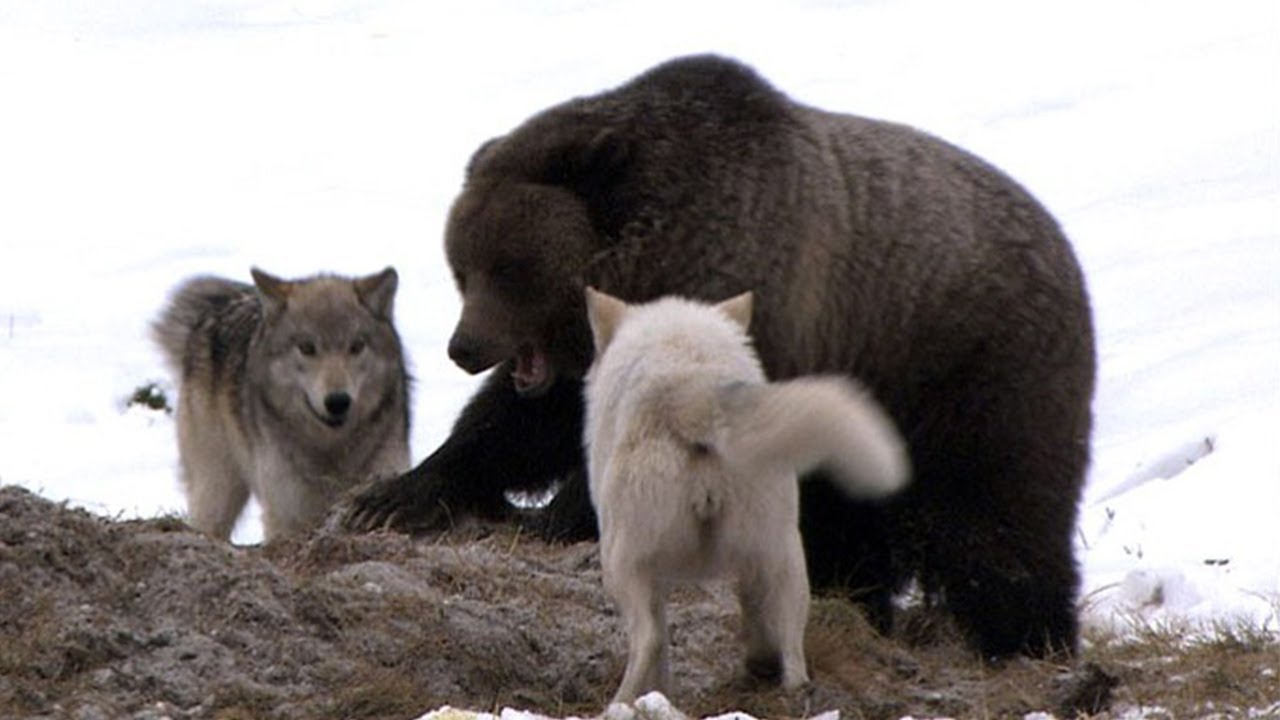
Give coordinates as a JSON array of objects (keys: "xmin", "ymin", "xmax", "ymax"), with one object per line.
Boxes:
[{"xmin": 1, "ymin": 0, "xmax": 1276, "ymax": 687}]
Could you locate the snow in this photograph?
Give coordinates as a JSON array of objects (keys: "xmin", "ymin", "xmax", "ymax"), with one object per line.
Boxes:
[
  {"xmin": 1, "ymin": 0, "xmax": 1276, "ymax": 672},
  {"xmin": 416, "ymin": 691, "xmax": 842, "ymax": 720}
]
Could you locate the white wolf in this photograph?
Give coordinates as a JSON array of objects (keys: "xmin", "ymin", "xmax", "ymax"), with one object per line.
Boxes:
[
  {"xmin": 153, "ymin": 267, "xmax": 411, "ymax": 542},
  {"xmin": 583, "ymin": 287, "xmax": 910, "ymax": 704}
]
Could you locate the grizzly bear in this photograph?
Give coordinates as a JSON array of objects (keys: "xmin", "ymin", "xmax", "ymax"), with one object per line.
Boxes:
[{"xmin": 344, "ymin": 54, "xmax": 1096, "ymax": 659}]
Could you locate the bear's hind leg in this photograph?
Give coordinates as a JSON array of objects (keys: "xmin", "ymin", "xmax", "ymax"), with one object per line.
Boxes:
[{"xmin": 918, "ymin": 406, "xmax": 1087, "ymax": 659}]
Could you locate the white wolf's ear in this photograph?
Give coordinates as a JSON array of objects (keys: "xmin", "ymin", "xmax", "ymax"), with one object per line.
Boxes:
[
  {"xmin": 251, "ymin": 268, "xmax": 293, "ymax": 316},
  {"xmin": 355, "ymin": 267, "xmax": 398, "ymax": 320},
  {"xmin": 585, "ymin": 286, "xmax": 629, "ymax": 354},
  {"xmin": 716, "ymin": 291, "xmax": 753, "ymax": 331}
]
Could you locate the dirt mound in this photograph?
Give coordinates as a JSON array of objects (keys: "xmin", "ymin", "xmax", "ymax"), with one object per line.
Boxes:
[{"xmin": 0, "ymin": 485, "xmax": 1123, "ymax": 719}]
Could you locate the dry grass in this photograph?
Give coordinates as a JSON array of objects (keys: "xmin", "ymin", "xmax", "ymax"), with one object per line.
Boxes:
[
  {"xmin": 2, "ymin": 486, "xmax": 1277, "ymax": 720},
  {"xmin": 1080, "ymin": 613, "xmax": 1280, "ymax": 717}
]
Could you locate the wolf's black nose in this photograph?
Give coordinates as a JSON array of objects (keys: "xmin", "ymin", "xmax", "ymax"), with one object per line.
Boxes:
[{"xmin": 324, "ymin": 391, "xmax": 352, "ymax": 417}]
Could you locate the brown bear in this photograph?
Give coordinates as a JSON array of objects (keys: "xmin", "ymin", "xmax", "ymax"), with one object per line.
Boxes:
[{"xmin": 344, "ymin": 54, "xmax": 1096, "ymax": 659}]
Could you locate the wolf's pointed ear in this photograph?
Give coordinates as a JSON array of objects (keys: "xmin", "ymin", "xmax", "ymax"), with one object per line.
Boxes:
[
  {"xmin": 717, "ymin": 291, "xmax": 753, "ymax": 331},
  {"xmin": 355, "ymin": 267, "xmax": 398, "ymax": 320},
  {"xmin": 251, "ymin": 268, "xmax": 292, "ymax": 316},
  {"xmin": 585, "ymin": 286, "xmax": 628, "ymax": 354}
]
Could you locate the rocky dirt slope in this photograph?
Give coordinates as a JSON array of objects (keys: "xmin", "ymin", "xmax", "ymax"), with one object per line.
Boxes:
[{"xmin": 4, "ymin": 484, "xmax": 1245, "ymax": 720}]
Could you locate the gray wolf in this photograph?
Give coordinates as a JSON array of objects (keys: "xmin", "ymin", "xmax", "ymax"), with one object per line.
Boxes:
[
  {"xmin": 154, "ymin": 267, "xmax": 410, "ymax": 541},
  {"xmin": 583, "ymin": 288, "xmax": 909, "ymax": 703},
  {"xmin": 343, "ymin": 54, "xmax": 1095, "ymax": 658}
]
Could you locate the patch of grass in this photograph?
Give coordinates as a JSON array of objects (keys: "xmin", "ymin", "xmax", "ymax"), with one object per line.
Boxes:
[
  {"xmin": 206, "ymin": 683, "xmax": 288, "ymax": 720},
  {"xmin": 0, "ymin": 588, "xmax": 87, "ymax": 684},
  {"xmin": 326, "ymin": 664, "xmax": 430, "ymax": 720},
  {"xmin": 693, "ymin": 598, "xmax": 1278, "ymax": 719},
  {"xmin": 1084, "ymin": 613, "xmax": 1280, "ymax": 716}
]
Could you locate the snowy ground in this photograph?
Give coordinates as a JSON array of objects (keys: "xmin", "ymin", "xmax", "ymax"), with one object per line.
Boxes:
[{"xmin": 1, "ymin": 0, "xmax": 1276, "ymax": 654}]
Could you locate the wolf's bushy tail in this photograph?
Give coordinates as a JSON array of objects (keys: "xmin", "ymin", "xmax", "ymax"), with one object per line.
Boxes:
[
  {"xmin": 151, "ymin": 276, "xmax": 252, "ymax": 376},
  {"xmin": 720, "ymin": 376, "xmax": 910, "ymax": 498}
]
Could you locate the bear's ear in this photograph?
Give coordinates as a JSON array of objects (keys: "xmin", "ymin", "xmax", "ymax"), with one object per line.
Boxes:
[
  {"xmin": 585, "ymin": 286, "xmax": 629, "ymax": 354},
  {"xmin": 465, "ymin": 137, "xmax": 502, "ymax": 178},
  {"xmin": 542, "ymin": 127, "xmax": 632, "ymax": 197},
  {"xmin": 251, "ymin": 268, "xmax": 292, "ymax": 317},
  {"xmin": 354, "ymin": 266, "xmax": 398, "ymax": 321},
  {"xmin": 716, "ymin": 291, "xmax": 753, "ymax": 331}
]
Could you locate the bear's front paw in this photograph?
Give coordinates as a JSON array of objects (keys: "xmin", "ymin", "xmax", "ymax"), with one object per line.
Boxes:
[{"xmin": 340, "ymin": 469, "xmax": 458, "ymax": 534}]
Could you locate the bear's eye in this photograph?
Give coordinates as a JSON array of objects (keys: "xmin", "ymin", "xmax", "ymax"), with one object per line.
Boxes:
[
  {"xmin": 349, "ymin": 338, "xmax": 366, "ymax": 355},
  {"xmin": 297, "ymin": 340, "xmax": 318, "ymax": 357}
]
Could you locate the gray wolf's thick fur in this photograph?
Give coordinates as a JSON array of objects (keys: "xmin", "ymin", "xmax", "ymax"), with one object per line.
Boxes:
[
  {"xmin": 153, "ymin": 268, "xmax": 410, "ymax": 541},
  {"xmin": 584, "ymin": 288, "xmax": 909, "ymax": 703}
]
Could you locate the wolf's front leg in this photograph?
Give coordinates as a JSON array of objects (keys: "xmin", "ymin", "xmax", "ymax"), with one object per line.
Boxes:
[
  {"xmin": 341, "ymin": 367, "xmax": 590, "ymax": 536},
  {"xmin": 178, "ymin": 418, "xmax": 250, "ymax": 541},
  {"xmin": 183, "ymin": 465, "xmax": 250, "ymax": 542}
]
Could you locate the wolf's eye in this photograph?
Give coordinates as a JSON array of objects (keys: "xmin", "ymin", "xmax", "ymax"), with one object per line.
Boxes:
[
  {"xmin": 297, "ymin": 340, "xmax": 318, "ymax": 357},
  {"xmin": 349, "ymin": 339, "xmax": 366, "ymax": 355}
]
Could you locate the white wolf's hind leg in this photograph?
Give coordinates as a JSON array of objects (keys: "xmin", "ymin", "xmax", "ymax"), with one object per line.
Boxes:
[{"xmin": 737, "ymin": 528, "xmax": 810, "ymax": 688}]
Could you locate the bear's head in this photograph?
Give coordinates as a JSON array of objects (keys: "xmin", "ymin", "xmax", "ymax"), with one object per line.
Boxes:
[{"xmin": 442, "ymin": 120, "xmax": 632, "ymax": 396}]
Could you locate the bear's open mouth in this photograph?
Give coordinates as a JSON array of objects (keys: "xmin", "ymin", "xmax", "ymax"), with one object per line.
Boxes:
[{"xmin": 512, "ymin": 344, "xmax": 554, "ymax": 396}]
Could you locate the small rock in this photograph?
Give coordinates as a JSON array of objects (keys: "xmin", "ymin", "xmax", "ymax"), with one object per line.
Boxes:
[{"xmin": 1055, "ymin": 662, "xmax": 1119, "ymax": 716}]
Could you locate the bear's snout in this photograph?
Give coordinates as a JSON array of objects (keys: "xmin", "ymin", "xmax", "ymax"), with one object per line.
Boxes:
[{"xmin": 448, "ymin": 331, "xmax": 499, "ymax": 374}]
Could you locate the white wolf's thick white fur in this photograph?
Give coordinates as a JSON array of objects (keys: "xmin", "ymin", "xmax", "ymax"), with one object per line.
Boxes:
[{"xmin": 583, "ymin": 288, "xmax": 909, "ymax": 704}]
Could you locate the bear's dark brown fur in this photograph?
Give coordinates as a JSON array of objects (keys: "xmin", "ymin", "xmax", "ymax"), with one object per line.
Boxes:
[{"xmin": 345, "ymin": 54, "xmax": 1096, "ymax": 659}]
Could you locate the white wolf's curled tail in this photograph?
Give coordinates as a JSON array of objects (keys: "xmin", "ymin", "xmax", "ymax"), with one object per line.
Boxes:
[{"xmin": 719, "ymin": 376, "xmax": 910, "ymax": 498}]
